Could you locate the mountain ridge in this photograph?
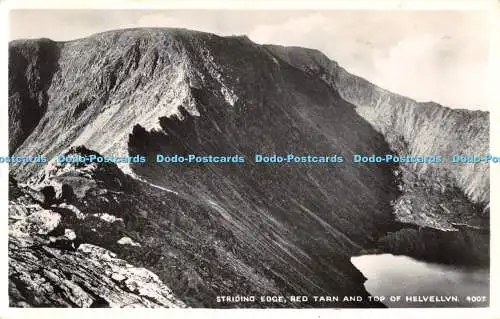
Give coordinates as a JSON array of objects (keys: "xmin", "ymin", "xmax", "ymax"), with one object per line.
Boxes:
[
  {"xmin": 8, "ymin": 27, "xmax": 489, "ymax": 308},
  {"xmin": 265, "ymin": 43, "xmax": 489, "ymax": 208}
]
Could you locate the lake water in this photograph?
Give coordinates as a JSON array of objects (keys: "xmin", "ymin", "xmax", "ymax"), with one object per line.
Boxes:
[{"xmin": 351, "ymin": 254, "xmax": 489, "ymax": 307}]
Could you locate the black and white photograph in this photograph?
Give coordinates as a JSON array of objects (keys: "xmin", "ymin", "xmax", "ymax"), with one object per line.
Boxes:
[{"xmin": 4, "ymin": 3, "xmax": 495, "ymax": 312}]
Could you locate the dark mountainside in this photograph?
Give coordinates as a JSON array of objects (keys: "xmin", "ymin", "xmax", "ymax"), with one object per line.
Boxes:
[{"xmin": 8, "ymin": 28, "xmax": 489, "ymax": 308}]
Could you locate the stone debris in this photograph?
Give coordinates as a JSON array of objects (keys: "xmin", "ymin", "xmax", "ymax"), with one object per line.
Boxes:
[
  {"xmin": 8, "ymin": 174, "xmax": 186, "ymax": 308},
  {"xmin": 117, "ymin": 236, "xmax": 141, "ymax": 247}
]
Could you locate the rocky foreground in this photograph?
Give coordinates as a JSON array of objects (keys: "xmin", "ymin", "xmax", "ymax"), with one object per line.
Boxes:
[{"xmin": 9, "ymin": 150, "xmax": 186, "ymax": 308}]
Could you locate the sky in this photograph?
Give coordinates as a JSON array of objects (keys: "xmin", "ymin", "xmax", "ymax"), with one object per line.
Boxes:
[{"xmin": 9, "ymin": 9, "xmax": 492, "ymax": 110}]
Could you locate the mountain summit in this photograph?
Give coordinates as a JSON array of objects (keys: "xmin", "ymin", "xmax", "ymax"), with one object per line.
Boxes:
[{"xmin": 8, "ymin": 28, "xmax": 489, "ymax": 308}]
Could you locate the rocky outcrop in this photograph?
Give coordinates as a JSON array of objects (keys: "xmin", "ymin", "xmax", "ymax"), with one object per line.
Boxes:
[
  {"xmin": 373, "ymin": 225, "xmax": 489, "ymax": 266},
  {"xmin": 10, "ymin": 239, "xmax": 186, "ymax": 308},
  {"xmin": 9, "ymin": 172, "xmax": 186, "ymax": 308}
]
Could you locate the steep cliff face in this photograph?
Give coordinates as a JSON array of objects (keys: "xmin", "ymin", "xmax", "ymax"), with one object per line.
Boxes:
[
  {"xmin": 266, "ymin": 45, "xmax": 489, "ymax": 229},
  {"xmin": 8, "ymin": 28, "xmax": 489, "ymax": 308},
  {"xmin": 8, "ymin": 38, "xmax": 60, "ymax": 152},
  {"xmin": 9, "ymin": 30, "xmax": 200, "ymax": 175},
  {"xmin": 336, "ymin": 69, "xmax": 489, "ymax": 206}
]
